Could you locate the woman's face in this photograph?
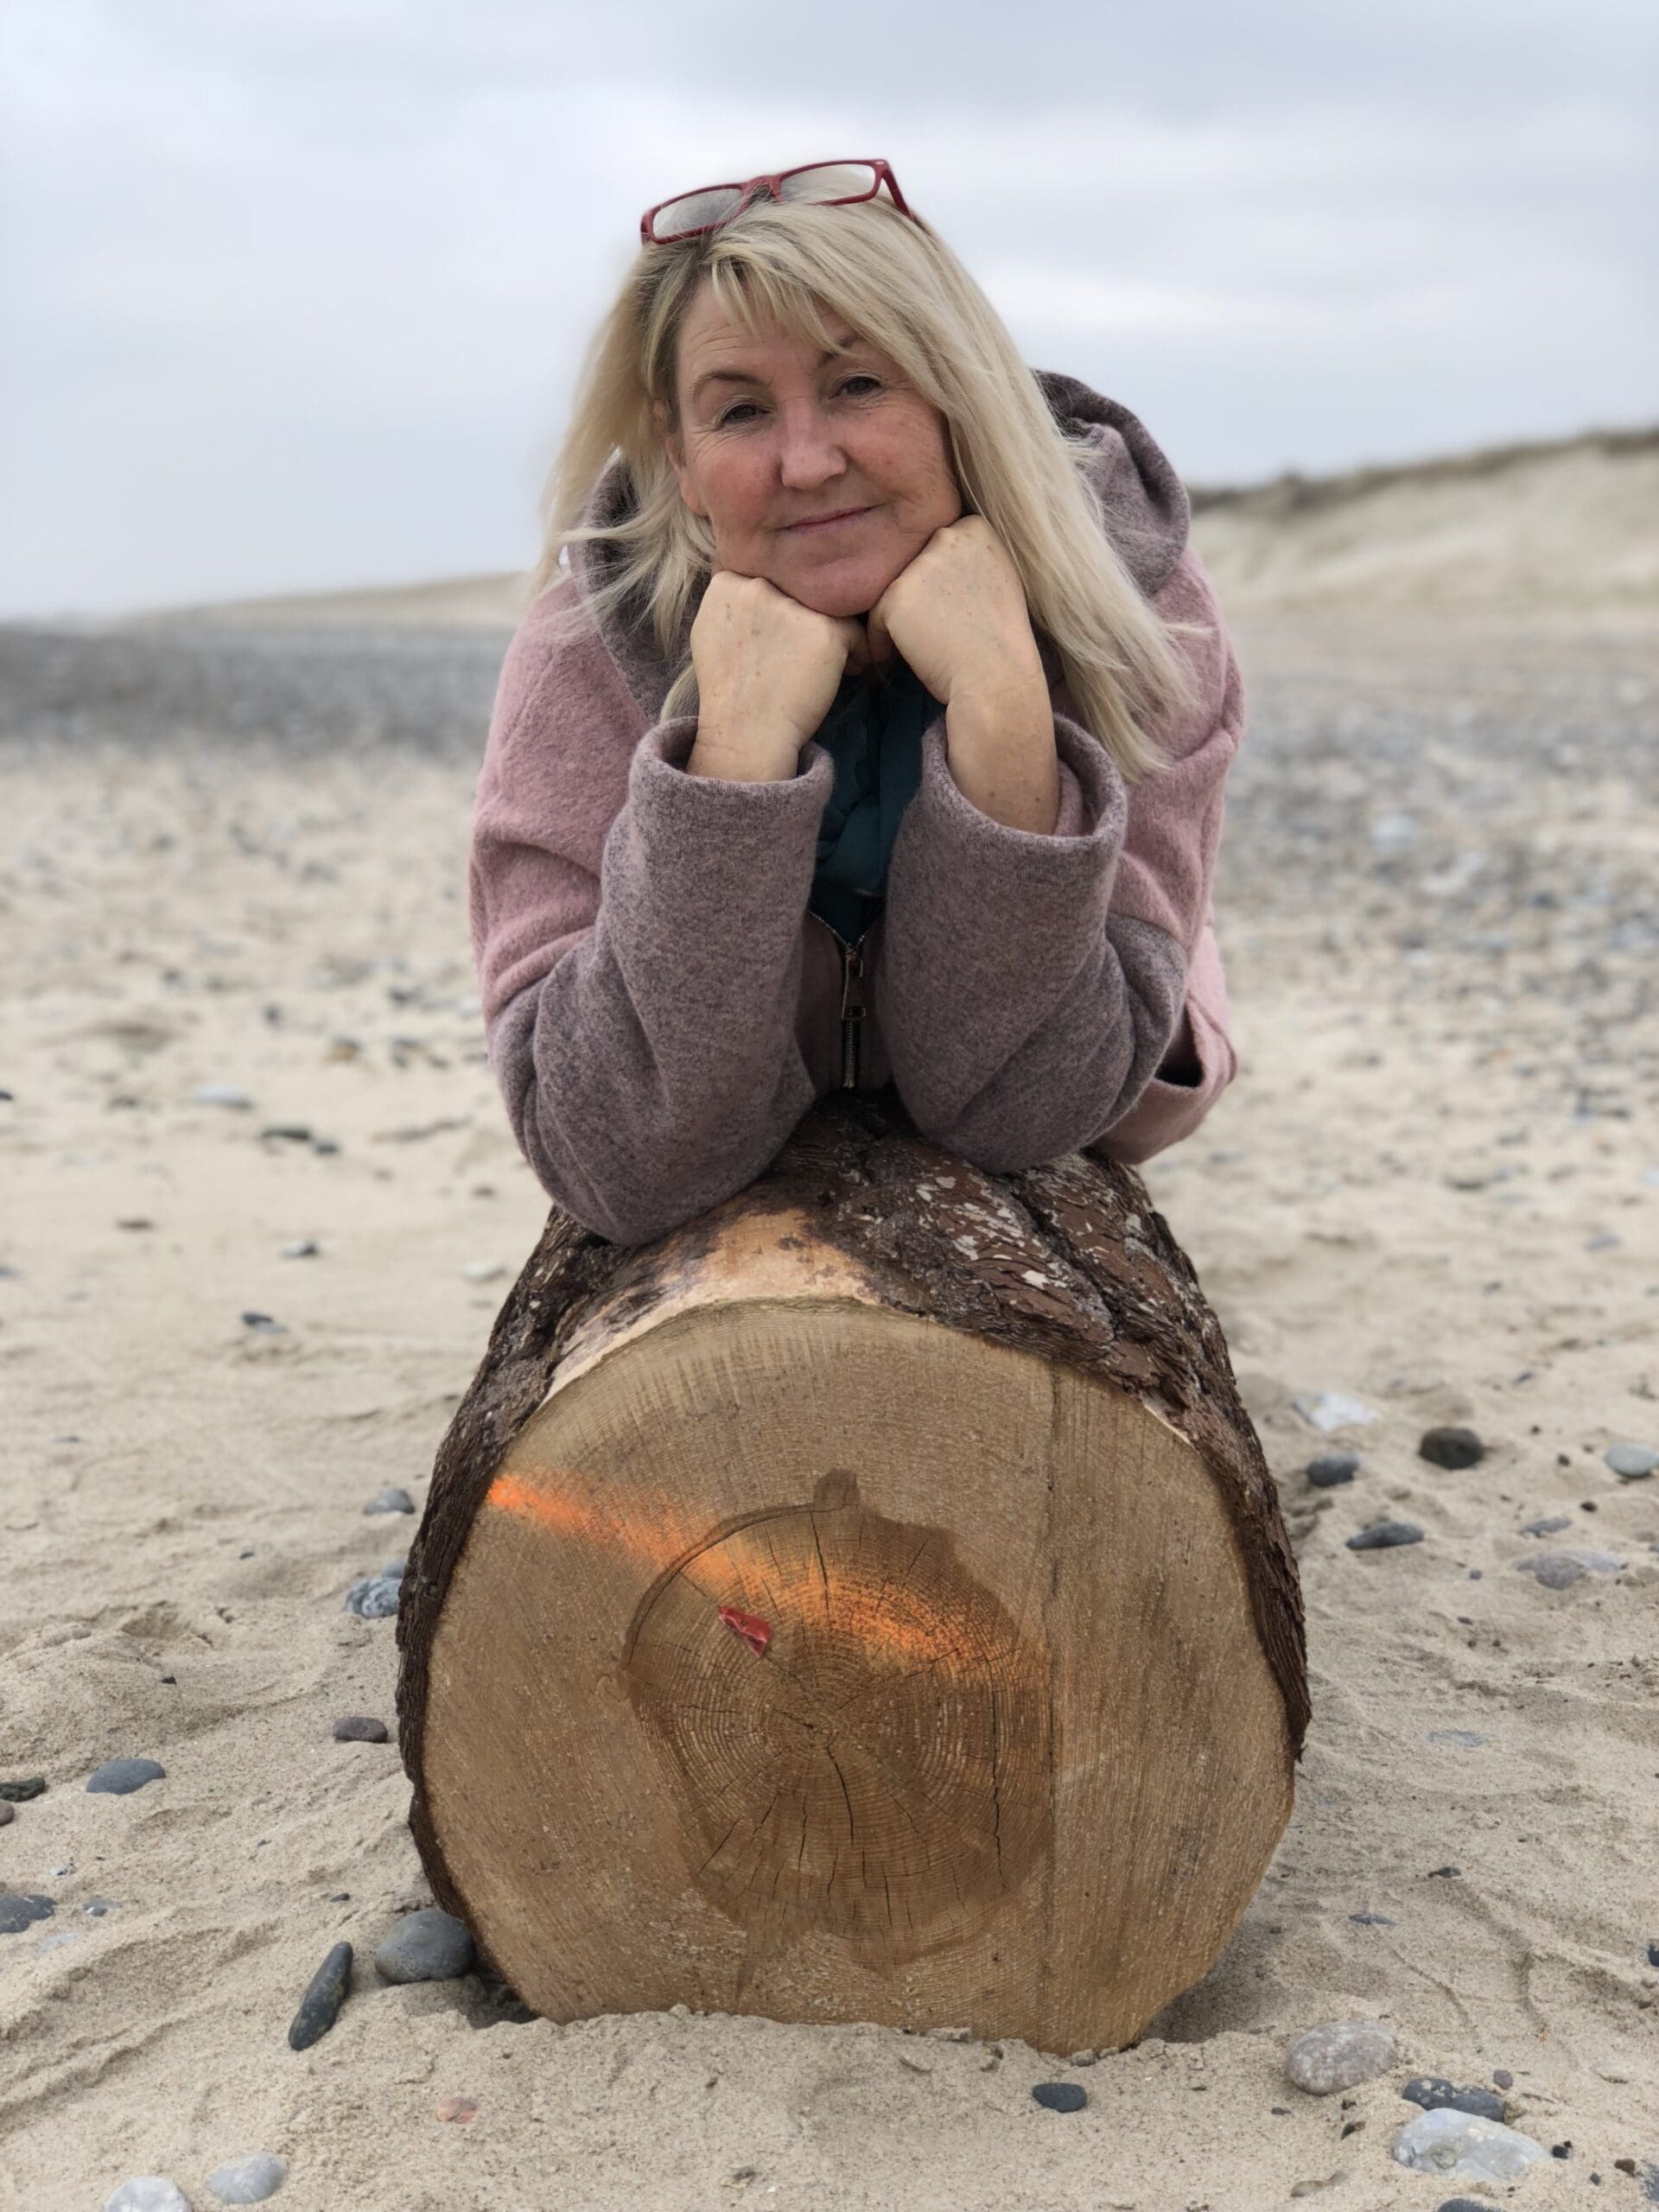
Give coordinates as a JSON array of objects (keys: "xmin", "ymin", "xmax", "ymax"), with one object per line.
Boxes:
[{"xmin": 657, "ymin": 277, "xmax": 963, "ymax": 620}]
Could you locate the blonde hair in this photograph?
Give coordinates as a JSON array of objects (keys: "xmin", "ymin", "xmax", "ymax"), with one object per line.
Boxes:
[{"xmin": 530, "ymin": 193, "xmax": 1207, "ymax": 780}]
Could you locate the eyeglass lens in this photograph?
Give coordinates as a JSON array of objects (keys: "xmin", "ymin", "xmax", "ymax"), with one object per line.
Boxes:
[{"xmin": 651, "ymin": 162, "xmax": 879, "ymax": 240}]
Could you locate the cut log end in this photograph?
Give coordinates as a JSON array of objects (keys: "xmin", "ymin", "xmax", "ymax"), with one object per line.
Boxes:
[{"xmin": 397, "ymin": 1093, "xmax": 1306, "ymax": 2054}]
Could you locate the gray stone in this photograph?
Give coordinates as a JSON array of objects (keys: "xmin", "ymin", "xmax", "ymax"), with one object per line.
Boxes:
[
  {"xmin": 1420, "ymin": 1425, "xmax": 1485, "ymax": 1469},
  {"xmin": 1391, "ymin": 2107, "xmax": 1547, "ymax": 2180},
  {"xmin": 0, "ymin": 1892, "xmax": 55, "ymax": 1935},
  {"xmin": 104, "ymin": 2183, "xmax": 192, "ymax": 2212},
  {"xmin": 207, "ymin": 2152, "xmax": 287, "ymax": 2203},
  {"xmin": 364, "ymin": 1486, "xmax": 415, "ymax": 1516},
  {"xmin": 1285, "ymin": 2019, "xmax": 1397, "ymax": 2094},
  {"xmin": 280, "ymin": 1239, "xmax": 319, "ymax": 1259},
  {"xmin": 86, "ymin": 1757, "xmax": 167, "ymax": 1795},
  {"xmin": 1516, "ymin": 1548, "xmax": 1625, "ymax": 1589},
  {"xmin": 332, "ymin": 1715, "xmax": 389, "ymax": 1743},
  {"xmin": 0, "ymin": 1777, "xmax": 47, "ymax": 1801},
  {"xmin": 1522, "ymin": 1515, "xmax": 1573, "ymax": 1536},
  {"xmin": 288, "ymin": 1941, "xmax": 352, "ymax": 2050},
  {"xmin": 345, "ymin": 1572, "xmax": 401, "ymax": 1618},
  {"xmin": 191, "ymin": 1083, "xmax": 253, "ymax": 1109},
  {"xmin": 1402, "ymin": 2075, "xmax": 1506, "ymax": 2120},
  {"xmin": 1347, "ymin": 1521, "xmax": 1426, "ymax": 1550},
  {"xmin": 1306, "ymin": 1452, "xmax": 1358, "ymax": 1488},
  {"xmin": 1607, "ymin": 1441, "xmax": 1657, "ymax": 1480},
  {"xmin": 374, "ymin": 1906, "xmax": 475, "ymax": 1984},
  {"xmin": 0, "ymin": 1801, "xmax": 12, "ymax": 1827}
]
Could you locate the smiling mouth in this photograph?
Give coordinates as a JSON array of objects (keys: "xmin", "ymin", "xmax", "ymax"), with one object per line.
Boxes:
[{"xmin": 785, "ymin": 506, "xmax": 874, "ymax": 533}]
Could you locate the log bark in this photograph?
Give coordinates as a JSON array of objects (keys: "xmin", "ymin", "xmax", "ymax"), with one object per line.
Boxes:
[{"xmin": 396, "ymin": 1090, "xmax": 1306, "ymax": 2055}]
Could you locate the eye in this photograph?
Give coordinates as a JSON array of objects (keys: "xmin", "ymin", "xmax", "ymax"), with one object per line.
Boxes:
[{"xmin": 715, "ymin": 373, "xmax": 881, "ymax": 429}]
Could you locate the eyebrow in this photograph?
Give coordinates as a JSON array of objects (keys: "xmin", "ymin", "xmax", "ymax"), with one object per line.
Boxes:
[{"xmin": 691, "ymin": 334, "xmax": 865, "ymax": 406}]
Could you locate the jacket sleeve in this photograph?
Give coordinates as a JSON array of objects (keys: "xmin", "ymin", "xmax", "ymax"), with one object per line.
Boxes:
[
  {"xmin": 469, "ymin": 588, "xmax": 836, "ymax": 1247},
  {"xmin": 874, "ymin": 543, "xmax": 1245, "ymax": 1171}
]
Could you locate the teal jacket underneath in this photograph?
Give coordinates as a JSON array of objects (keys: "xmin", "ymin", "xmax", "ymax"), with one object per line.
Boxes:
[{"xmin": 806, "ymin": 656, "xmax": 944, "ymax": 946}]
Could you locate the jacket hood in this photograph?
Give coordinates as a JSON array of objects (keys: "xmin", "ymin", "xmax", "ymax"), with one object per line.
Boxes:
[{"xmin": 568, "ymin": 368, "xmax": 1191, "ymax": 721}]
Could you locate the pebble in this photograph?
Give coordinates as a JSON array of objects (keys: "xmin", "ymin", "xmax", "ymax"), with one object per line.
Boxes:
[
  {"xmin": 1306, "ymin": 1452, "xmax": 1358, "ymax": 1488},
  {"xmin": 1402, "ymin": 2076, "xmax": 1507, "ymax": 2121},
  {"xmin": 1349, "ymin": 1911, "xmax": 1396, "ymax": 1925},
  {"xmin": 0, "ymin": 1777, "xmax": 47, "ymax": 1801},
  {"xmin": 288, "ymin": 1940, "xmax": 352, "ymax": 2050},
  {"xmin": 0, "ymin": 1801, "xmax": 12, "ymax": 1827},
  {"xmin": 374, "ymin": 1906, "xmax": 476, "ymax": 1984},
  {"xmin": 1420, "ymin": 1425, "xmax": 1485, "ymax": 1469},
  {"xmin": 1491, "ymin": 2068, "xmax": 1513, "ymax": 2089},
  {"xmin": 332, "ymin": 1716, "xmax": 389, "ymax": 1744},
  {"xmin": 241, "ymin": 1312, "xmax": 286, "ymax": 1333},
  {"xmin": 1433, "ymin": 2202, "xmax": 1494, "ymax": 2212},
  {"xmin": 1427, "ymin": 1729, "xmax": 1490, "ymax": 1748},
  {"xmin": 345, "ymin": 1570, "xmax": 402, "ymax": 1618},
  {"xmin": 1285, "ymin": 2021, "xmax": 1397, "ymax": 2094},
  {"xmin": 1294, "ymin": 1392, "xmax": 1381, "ymax": 1432},
  {"xmin": 1606, "ymin": 1441, "xmax": 1656, "ymax": 1480},
  {"xmin": 1522, "ymin": 1515, "xmax": 1573, "ymax": 1535},
  {"xmin": 85, "ymin": 1897, "xmax": 121, "ymax": 1916},
  {"xmin": 1516, "ymin": 1548, "xmax": 1625, "ymax": 1589},
  {"xmin": 86, "ymin": 1758, "xmax": 167, "ymax": 1795},
  {"xmin": 363, "ymin": 1486, "xmax": 415, "ymax": 1516},
  {"xmin": 192, "ymin": 1083, "xmax": 253, "ymax": 1109},
  {"xmin": 0, "ymin": 1892, "xmax": 56, "ymax": 1935},
  {"xmin": 280, "ymin": 1239, "xmax": 319, "ymax": 1259},
  {"xmin": 1347, "ymin": 1521, "xmax": 1426, "ymax": 1550},
  {"xmin": 1392, "ymin": 2107, "xmax": 1546, "ymax": 2179},
  {"xmin": 103, "ymin": 2181, "xmax": 192, "ymax": 2212},
  {"xmin": 1030, "ymin": 2081, "xmax": 1087, "ymax": 2112},
  {"xmin": 207, "ymin": 2152, "xmax": 287, "ymax": 2203}
]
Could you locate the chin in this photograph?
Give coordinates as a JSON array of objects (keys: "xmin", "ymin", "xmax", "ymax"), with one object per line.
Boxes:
[{"xmin": 772, "ymin": 559, "xmax": 897, "ymax": 622}]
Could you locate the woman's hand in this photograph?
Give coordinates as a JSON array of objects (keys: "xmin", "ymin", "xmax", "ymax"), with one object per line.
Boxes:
[
  {"xmin": 864, "ymin": 514, "xmax": 1046, "ymax": 707},
  {"xmin": 689, "ymin": 571, "xmax": 874, "ymax": 781},
  {"xmin": 868, "ymin": 512, "xmax": 1063, "ymax": 832}
]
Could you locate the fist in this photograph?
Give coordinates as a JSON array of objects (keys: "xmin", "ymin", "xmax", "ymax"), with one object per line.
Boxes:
[
  {"xmin": 864, "ymin": 514, "xmax": 1043, "ymax": 707},
  {"xmin": 690, "ymin": 571, "xmax": 876, "ymax": 755}
]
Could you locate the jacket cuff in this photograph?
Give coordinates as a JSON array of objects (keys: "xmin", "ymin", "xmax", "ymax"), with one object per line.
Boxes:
[
  {"xmin": 1087, "ymin": 991, "xmax": 1236, "ymax": 1165},
  {"xmin": 888, "ymin": 710, "xmax": 1128, "ymax": 942}
]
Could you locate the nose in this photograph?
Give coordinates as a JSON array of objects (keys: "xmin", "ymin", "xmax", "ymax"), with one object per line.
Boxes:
[{"xmin": 775, "ymin": 401, "xmax": 849, "ymax": 493}]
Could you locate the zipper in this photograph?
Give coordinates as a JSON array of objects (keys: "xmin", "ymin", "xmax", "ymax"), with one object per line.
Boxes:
[{"xmin": 817, "ymin": 914, "xmax": 872, "ymax": 1090}]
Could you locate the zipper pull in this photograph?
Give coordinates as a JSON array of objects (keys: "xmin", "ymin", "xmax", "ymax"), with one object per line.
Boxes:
[{"xmin": 840, "ymin": 940, "xmax": 866, "ymax": 1021}]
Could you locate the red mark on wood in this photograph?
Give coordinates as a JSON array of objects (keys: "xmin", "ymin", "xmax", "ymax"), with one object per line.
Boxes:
[{"xmin": 718, "ymin": 1605, "xmax": 772, "ymax": 1658}]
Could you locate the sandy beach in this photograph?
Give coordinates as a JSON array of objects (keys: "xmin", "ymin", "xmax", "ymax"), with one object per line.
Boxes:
[{"xmin": 1, "ymin": 583, "xmax": 1656, "ymax": 2207}]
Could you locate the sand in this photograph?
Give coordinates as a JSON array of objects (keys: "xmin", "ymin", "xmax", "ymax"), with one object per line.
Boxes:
[{"xmin": 0, "ymin": 602, "xmax": 1656, "ymax": 2209}]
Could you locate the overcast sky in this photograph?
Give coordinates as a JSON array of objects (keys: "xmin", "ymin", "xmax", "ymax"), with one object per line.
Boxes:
[{"xmin": 3, "ymin": 0, "xmax": 1654, "ymax": 618}]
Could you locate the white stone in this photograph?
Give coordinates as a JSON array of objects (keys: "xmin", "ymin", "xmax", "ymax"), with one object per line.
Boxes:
[
  {"xmin": 1294, "ymin": 1391, "xmax": 1382, "ymax": 1433},
  {"xmin": 1391, "ymin": 2107, "xmax": 1547, "ymax": 2180},
  {"xmin": 105, "ymin": 2182, "xmax": 192, "ymax": 2212},
  {"xmin": 207, "ymin": 2153, "xmax": 287, "ymax": 2204},
  {"xmin": 190, "ymin": 1083, "xmax": 253, "ymax": 1109},
  {"xmin": 1285, "ymin": 2020, "xmax": 1396, "ymax": 2094}
]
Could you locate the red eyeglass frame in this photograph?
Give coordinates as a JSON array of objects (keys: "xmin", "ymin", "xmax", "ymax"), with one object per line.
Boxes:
[{"xmin": 639, "ymin": 157, "xmax": 912, "ymax": 245}]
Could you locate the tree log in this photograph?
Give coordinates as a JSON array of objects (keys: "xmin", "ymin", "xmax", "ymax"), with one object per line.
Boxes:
[{"xmin": 396, "ymin": 1090, "xmax": 1306, "ymax": 2055}]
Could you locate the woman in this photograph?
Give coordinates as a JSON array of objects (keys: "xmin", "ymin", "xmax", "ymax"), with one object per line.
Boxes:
[{"xmin": 469, "ymin": 159, "xmax": 1246, "ymax": 1247}]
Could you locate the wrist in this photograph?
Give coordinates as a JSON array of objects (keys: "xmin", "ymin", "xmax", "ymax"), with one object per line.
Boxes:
[{"xmin": 688, "ymin": 722, "xmax": 804, "ymax": 783}]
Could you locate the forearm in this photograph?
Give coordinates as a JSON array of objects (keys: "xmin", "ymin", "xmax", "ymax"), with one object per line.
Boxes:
[
  {"xmin": 942, "ymin": 663, "xmax": 1062, "ymax": 834},
  {"xmin": 879, "ymin": 714, "xmax": 1186, "ymax": 1167},
  {"xmin": 487, "ymin": 717, "xmax": 831, "ymax": 1244}
]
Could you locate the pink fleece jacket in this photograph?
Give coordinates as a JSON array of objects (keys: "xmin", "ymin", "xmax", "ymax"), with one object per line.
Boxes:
[{"xmin": 468, "ymin": 370, "xmax": 1245, "ymax": 1245}]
